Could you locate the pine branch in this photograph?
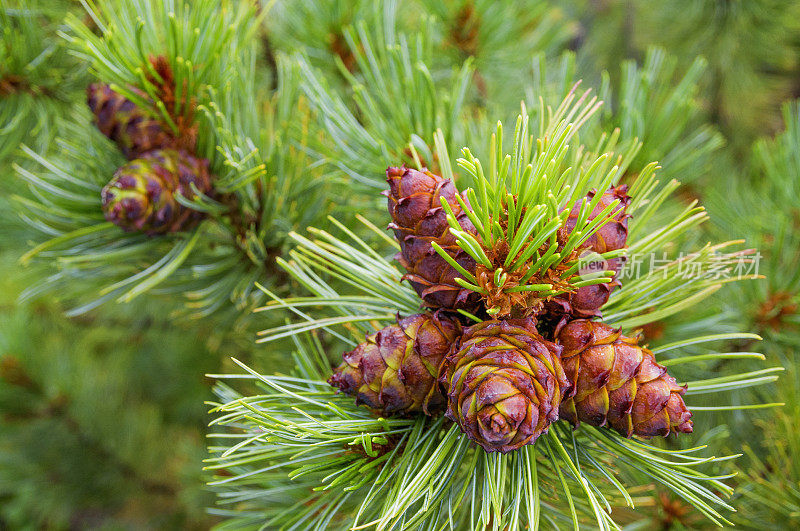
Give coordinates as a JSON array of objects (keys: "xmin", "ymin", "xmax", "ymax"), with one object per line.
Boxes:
[
  {"xmin": 423, "ymin": 0, "xmax": 577, "ymax": 106},
  {"xmin": 297, "ymin": 3, "xmax": 475, "ymax": 188},
  {"xmin": 0, "ymin": 2, "xmax": 86, "ymax": 163},
  {"xmin": 207, "ymin": 334, "xmax": 773, "ymax": 529},
  {"xmin": 206, "ymin": 86, "xmax": 777, "ymax": 527},
  {"xmin": 14, "ymin": 0, "xmax": 345, "ymax": 321},
  {"xmin": 528, "ymin": 47, "xmax": 725, "ymax": 186}
]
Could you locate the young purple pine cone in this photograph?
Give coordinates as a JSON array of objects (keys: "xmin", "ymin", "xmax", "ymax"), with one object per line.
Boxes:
[
  {"xmin": 559, "ymin": 184, "xmax": 631, "ymax": 256},
  {"xmin": 101, "ymin": 149, "xmax": 211, "ymax": 234},
  {"xmin": 440, "ymin": 318, "xmax": 569, "ymax": 453},
  {"xmin": 557, "ymin": 319, "xmax": 693, "ymax": 438},
  {"xmin": 328, "ymin": 312, "xmax": 461, "ymax": 416},
  {"xmin": 385, "ymin": 166, "xmax": 483, "ymax": 313},
  {"xmin": 87, "ymin": 83, "xmax": 174, "ymax": 159},
  {"xmin": 541, "ymin": 185, "xmax": 632, "ymax": 328}
]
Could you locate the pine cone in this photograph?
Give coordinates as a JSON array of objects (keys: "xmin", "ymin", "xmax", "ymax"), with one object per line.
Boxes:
[
  {"xmin": 87, "ymin": 83, "xmax": 173, "ymax": 159},
  {"xmin": 543, "ymin": 185, "xmax": 631, "ymax": 324},
  {"xmin": 328, "ymin": 312, "xmax": 460, "ymax": 416},
  {"xmin": 385, "ymin": 166, "xmax": 482, "ymax": 313},
  {"xmin": 101, "ymin": 149, "xmax": 211, "ymax": 234},
  {"xmin": 441, "ymin": 319, "xmax": 568, "ymax": 453},
  {"xmin": 559, "ymin": 185, "xmax": 631, "ymax": 255},
  {"xmin": 557, "ymin": 319, "xmax": 693, "ymax": 438}
]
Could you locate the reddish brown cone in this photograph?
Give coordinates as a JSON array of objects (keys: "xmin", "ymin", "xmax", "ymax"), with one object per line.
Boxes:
[
  {"xmin": 559, "ymin": 185, "xmax": 631, "ymax": 255},
  {"xmin": 441, "ymin": 319, "xmax": 568, "ymax": 453},
  {"xmin": 87, "ymin": 83, "xmax": 173, "ymax": 159},
  {"xmin": 385, "ymin": 166, "xmax": 482, "ymax": 312},
  {"xmin": 557, "ymin": 319, "xmax": 693, "ymax": 438},
  {"xmin": 328, "ymin": 312, "xmax": 460, "ymax": 416},
  {"xmin": 542, "ymin": 185, "xmax": 631, "ymax": 324}
]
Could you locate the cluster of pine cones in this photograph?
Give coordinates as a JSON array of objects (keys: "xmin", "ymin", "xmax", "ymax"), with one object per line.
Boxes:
[
  {"xmin": 329, "ymin": 166, "xmax": 693, "ymax": 453},
  {"xmin": 86, "ymin": 65, "xmax": 210, "ymax": 235}
]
